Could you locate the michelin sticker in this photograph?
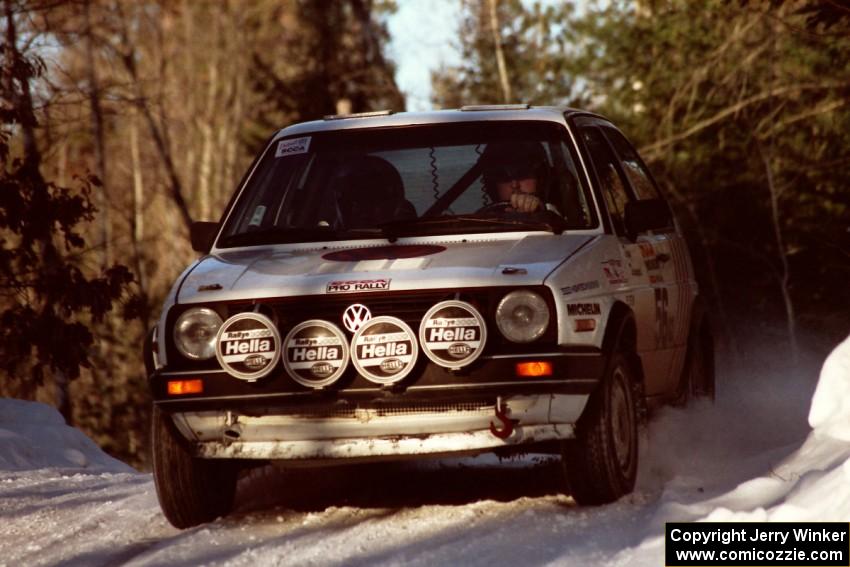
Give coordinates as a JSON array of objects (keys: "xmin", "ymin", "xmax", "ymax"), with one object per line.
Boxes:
[
  {"xmin": 215, "ymin": 313, "xmax": 281, "ymax": 381},
  {"xmin": 282, "ymin": 320, "xmax": 349, "ymax": 388},
  {"xmin": 351, "ymin": 316, "xmax": 418, "ymax": 384},
  {"xmin": 275, "ymin": 136, "xmax": 311, "ymax": 158},
  {"xmin": 567, "ymin": 303, "xmax": 601, "ymax": 316},
  {"xmin": 419, "ymin": 300, "xmax": 486, "ymax": 369}
]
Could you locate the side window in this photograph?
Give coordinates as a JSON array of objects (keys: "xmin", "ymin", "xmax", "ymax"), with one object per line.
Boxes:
[
  {"xmin": 581, "ymin": 127, "xmax": 632, "ymax": 235},
  {"xmin": 604, "ymin": 127, "xmax": 660, "ymax": 200}
]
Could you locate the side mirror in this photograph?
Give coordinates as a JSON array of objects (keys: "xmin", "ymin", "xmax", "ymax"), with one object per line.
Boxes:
[
  {"xmin": 190, "ymin": 221, "xmax": 219, "ymax": 253},
  {"xmin": 624, "ymin": 199, "xmax": 672, "ymax": 238}
]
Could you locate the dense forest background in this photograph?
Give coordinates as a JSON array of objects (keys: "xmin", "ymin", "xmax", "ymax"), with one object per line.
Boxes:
[{"xmin": 1, "ymin": 0, "xmax": 848, "ymax": 469}]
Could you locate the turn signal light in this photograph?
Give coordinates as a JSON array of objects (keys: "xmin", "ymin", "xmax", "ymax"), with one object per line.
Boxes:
[
  {"xmin": 574, "ymin": 319, "xmax": 596, "ymax": 332},
  {"xmin": 167, "ymin": 379, "xmax": 203, "ymax": 395},
  {"xmin": 515, "ymin": 361, "xmax": 553, "ymax": 377}
]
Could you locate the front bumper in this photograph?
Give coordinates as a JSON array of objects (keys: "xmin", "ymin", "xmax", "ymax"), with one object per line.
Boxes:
[
  {"xmin": 172, "ymin": 394, "xmax": 585, "ymax": 461},
  {"xmin": 153, "ymin": 350, "xmax": 603, "ymax": 462},
  {"xmin": 151, "ymin": 351, "xmax": 603, "ymax": 407}
]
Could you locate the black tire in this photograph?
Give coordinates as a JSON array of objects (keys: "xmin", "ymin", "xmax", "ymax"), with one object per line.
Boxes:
[
  {"xmin": 674, "ymin": 309, "xmax": 715, "ymax": 406},
  {"xmin": 561, "ymin": 351, "xmax": 638, "ymax": 505},
  {"xmin": 152, "ymin": 406, "xmax": 238, "ymax": 529}
]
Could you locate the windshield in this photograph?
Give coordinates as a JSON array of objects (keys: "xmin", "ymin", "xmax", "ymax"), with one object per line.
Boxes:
[{"xmin": 219, "ymin": 121, "xmax": 597, "ymax": 247}]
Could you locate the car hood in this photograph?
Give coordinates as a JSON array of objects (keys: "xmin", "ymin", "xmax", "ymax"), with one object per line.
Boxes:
[{"xmin": 176, "ymin": 234, "xmax": 593, "ymax": 304}]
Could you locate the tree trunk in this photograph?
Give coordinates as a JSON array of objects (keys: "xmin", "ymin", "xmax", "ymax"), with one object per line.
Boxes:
[
  {"xmin": 84, "ymin": 0, "xmax": 112, "ymax": 268},
  {"xmin": 759, "ymin": 142, "xmax": 798, "ymax": 364},
  {"xmin": 488, "ymin": 0, "xmax": 513, "ymax": 104}
]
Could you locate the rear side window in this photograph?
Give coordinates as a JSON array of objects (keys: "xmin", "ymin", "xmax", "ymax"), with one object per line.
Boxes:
[
  {"xmin": 580, "ymin": 127, "xmax": 632, "ymax": 235},
  {"xmin": 603, "ymin": 127, "xmax": 660, "ymax": 200}
]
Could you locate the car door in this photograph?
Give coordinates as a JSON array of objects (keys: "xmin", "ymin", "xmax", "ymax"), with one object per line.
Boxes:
[
  {"xmin": 572, "ymin": 117, "xmax": 670, "ymax": 396},
  {"xmin": 600, "ymin": 125, "xmax": 694, "ymax": 396}
]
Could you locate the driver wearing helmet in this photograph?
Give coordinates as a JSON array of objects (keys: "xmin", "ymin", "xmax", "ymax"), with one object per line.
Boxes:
[{"xmin": 480, "ymin": 140, "xmax": 552, "ymax": 213}]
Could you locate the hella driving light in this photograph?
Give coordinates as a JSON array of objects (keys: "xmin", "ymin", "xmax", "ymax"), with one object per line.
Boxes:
[
  {"xmin": 173, "ymin": 307, "xmax": 222, "ymax": 360},
  {"xmin": 496, "ymin": 290, "xmax": 550, "ymax": 343}
]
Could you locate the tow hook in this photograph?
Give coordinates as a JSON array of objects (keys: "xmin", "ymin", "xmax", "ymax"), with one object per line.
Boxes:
[{"xmin": 489, "ymin": 397, "xmax": 519, "ymax": 439}]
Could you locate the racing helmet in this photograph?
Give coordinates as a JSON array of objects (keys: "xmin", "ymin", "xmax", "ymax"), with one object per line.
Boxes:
[{"xmin": 480, "ymin": 140, "xmax": 551, "ymax": 202}]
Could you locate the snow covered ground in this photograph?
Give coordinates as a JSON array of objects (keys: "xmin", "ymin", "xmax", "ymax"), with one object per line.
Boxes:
[{"xmin": 1, "ymin": 335, "xmax": 849, "ymax": 566}]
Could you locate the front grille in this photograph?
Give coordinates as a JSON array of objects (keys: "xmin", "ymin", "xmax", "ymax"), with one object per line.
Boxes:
[
  {"xmin": 265, "ymin": 290, "xmax": 458, "ymax": 330},
  {"xmin": 165, "ymin": 286, "xmax": 557, "ymax": 370}
]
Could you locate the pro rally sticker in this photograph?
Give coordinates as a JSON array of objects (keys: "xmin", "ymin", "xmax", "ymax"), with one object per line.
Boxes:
[
  {"xmin": 282, "ymin": 320, "xmax": 349, "ymax": 388},
  {"xmin": 351, "ymin": 316, "xmax": 418, "ymax": 384},
  {"xmin": 275, "ymin": 136, "xmax": 311, "ymax": 158},
  {"xmin": 215, "ymin": 313, "xmax": 281, "ymax": 381},
  {"xmin": 419, "ymin": 300, "xmax": 487, "ymax": 369}
]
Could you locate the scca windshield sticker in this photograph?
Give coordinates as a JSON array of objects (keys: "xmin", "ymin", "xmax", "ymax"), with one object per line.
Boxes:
[
  {"xmin": 275, "ymin": 136, "xmax": 311, "ymax": 158},
  {"xmin": 327, "ymin": 279, "xmax": 390, "ymax": 293}
]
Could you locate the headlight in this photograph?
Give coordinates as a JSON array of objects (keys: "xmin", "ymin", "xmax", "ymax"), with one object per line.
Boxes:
[
  {"xmin": 173, "ymin": 307, "xmax": 222, "ymax": 360},
  {"xmin": 496, "ymin": 290, "xmax": 550, "ymax": 343}
]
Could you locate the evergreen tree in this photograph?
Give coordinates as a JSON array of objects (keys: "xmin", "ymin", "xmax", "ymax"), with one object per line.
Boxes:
[{"xmin": 1, "ymin": 0, "xmax": 136, "ymax": 422}]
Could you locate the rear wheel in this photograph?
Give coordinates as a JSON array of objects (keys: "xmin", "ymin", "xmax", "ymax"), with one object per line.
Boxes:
[
  {"xmin": 152, "ymin": 406, "xmax": 238, "ymax": 528},
  {"xmin": 561, "ymin": 351, "xmax": 638, "ymax": 505}
]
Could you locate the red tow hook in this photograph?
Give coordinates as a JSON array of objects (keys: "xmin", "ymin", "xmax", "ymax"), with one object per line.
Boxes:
[{"xmin": 489, "ymin": 397, "xmax": 519, "ymax": 439}]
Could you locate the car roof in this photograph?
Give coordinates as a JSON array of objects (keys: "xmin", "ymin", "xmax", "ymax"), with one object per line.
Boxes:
[{"xmin": 272, "ymin": 105, "xmax": 608, "ymax": 140}]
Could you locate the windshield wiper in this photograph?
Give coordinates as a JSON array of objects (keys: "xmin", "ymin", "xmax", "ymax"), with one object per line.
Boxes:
[
  {"xmin": 219, "ymin": 227, "xmax": 338, "ymax": 247},
  {"xmin": 381, "ymin": 212, "xmax": 566, "ymax": 237},
  {"xmin": 219, "ymin": 226, "xmax": 392, "ymax": 247}
]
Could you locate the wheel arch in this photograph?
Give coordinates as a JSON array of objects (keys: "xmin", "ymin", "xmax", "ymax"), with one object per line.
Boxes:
[
  {"xmin": 602, "ymin": 301, "xmax": 636, "ymax": 354},
  {"xmin": 601, "ymin": 302, "xmax": 645, "ymax": 396}
]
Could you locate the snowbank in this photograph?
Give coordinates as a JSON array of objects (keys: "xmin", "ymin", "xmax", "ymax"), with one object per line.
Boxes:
[
  {"xmin": 642, "ymin": 333, "xmax": 850, "ymax": 528},
  {"xmin": 808, "ymin": 334, "xmax": 850, "ymax": 441},
  {"xmin": 0, "ymin": 398, "xmax": 133, "ymax": 473}
]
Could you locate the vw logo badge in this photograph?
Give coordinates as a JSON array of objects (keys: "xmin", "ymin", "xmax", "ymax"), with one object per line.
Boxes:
[{"xmin": 342, "ymin": 303, "xmax": 372, "ymax": 333}]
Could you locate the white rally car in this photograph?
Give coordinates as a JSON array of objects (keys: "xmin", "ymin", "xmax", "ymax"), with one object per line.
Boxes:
[{"xmin": 146, "ymin": 105, "xmax": 714, "ymax": 528}]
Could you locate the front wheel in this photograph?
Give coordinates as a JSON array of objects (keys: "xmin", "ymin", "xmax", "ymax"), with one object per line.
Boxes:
[
  {"xmin": 561, "ymin": 351, "xmax": 638, "ymax": 505},
  {"xmin": 151, "ymin": 407, "xmax": 238, "ymax": 528}
]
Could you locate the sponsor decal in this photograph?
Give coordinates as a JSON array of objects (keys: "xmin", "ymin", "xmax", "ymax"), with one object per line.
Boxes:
[
  {"xmin": 419, "ymin": 300, "xmax": 487, "ymax": 369},
  {"xmin": 638, "ymin": 242, "xmax": 655, "ymax": 259},
  {"xmin": 560, "ymin": 280, "xmax": 601, "ymax": 296},
  {"xmin": 601, "ymin": 259, "xmax": 628, "ymax": 285},
  {"xmin": 327, "ymin": 279, "xmax": 390, "ymax": 294},
  {"xmin": 351, "ymin": 316, "xmax": 418, "ymax": 384},
  {"xmin": 215, "ymin": 313, "xmax": 281, "ymax": 381},
  {"xmin": 322, "ymin": 245, "xmax": 446, "ymax": 262},
  {"xmin": 282, "ymin": 320, "xmax": 349, "ymax": 388},
  {"xmin": 342, "ymin": 303, "xmax": 372, "ymax": 332},
  {"xmin": 275, "ymin": 136, "xmax": 311, "ymax": 157},
  {"xmin": 567, "ymin": 303, "xmax": 601, "ymax": 316}
]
